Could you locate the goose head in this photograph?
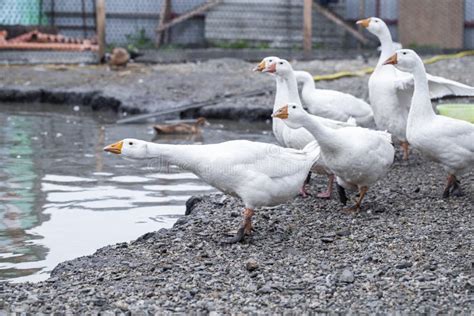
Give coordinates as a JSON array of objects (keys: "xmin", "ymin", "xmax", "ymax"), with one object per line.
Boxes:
[
  {"xmin": 383, "ymin": 49, "xmax": 422, "ymax": 73},
  {"xmin": 356, "ymin": 17, "xmax": 389, "ymax": 38},
  {"xmin": 104, "ymin": 138, "xmax": 148, "ymax": 159},
  {"xmin": 253, "ymin": 56, "xmax": 280, "ymax": 72},
  {"xmin": 267, "ymin": 59, "xmax": 294, "ymax": 77},
  {"xmin": 272, "ymin": 103, "xmax": 307, "ymax": 129}
]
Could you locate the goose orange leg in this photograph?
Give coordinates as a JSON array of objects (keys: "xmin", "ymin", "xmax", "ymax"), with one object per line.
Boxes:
[
  {"xmin": 317, "ymin": 174, "xmax": 334, "ymax": 199},
  {"xmin": 344, "ymin": 186, "xmax": 368, "ymax": 212},
  {"xmin": 223, "ymin": 208, "xmax": 254, "ymax": 244},
  {"xmin": 299, "ymin": 172, "xmax": 312, "ymax": 198},
  {"xmin": 400, "ymin": 141, "xmax": 410, "ymax": 161}
]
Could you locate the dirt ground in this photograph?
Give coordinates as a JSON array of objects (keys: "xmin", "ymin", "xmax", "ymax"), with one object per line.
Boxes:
[{"xmin": 1, "ymin": 54, "xmax": 473, "ymax": 120}]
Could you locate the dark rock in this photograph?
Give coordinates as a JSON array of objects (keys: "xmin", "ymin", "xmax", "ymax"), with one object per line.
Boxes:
[
  {"xmin": 185, "ymin": 196, "xmax": 203, "ymax": 215},
  {"xmin": 395, "ymin": 262, "xmax": 413, "ymax": 269},
  {"xmin": 245, "ymin": 259, "xmax": 259, "ymax": 272},
  {"xmin": 336, "ymin": 229, "xmax": 351, "ymax": 237}
]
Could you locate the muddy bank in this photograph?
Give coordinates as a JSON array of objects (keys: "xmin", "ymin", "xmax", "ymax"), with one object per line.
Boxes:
[
  {"xmin": 2, "ymin": 56, "xmax": 473, "ymax": 121},
  {"xmin": 0, "ymin": 148, "xmax": 472, "ymax": 314}
]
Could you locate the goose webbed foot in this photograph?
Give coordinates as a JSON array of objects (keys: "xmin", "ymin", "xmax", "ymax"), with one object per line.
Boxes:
[
  {"xmin": 343, "ymin": 186, "xmax": 368, "ymax": 213},
  {"xmin": 299, "ymin": 186, "xmax": 310, "ymax": 198},
  {"xmin": 221, "ymin": 208, "xmax": 254, "ymax": 244},
  {"xmin": 317, "ymin": 174, "xmax": 334, "ymax": 199},
  {"xmin": 222, "ymin": 226, "xmax": 246, "ymax": 244},
  {"xmin": 299, "ymin": 172, "xmax": 312, "ymax": 198},
  {"xmin": 343, "ymin": 204, "xmax": 361, "ymax": 213},
  {"xmin": 443, "ymin": 175, "xmax": 463, "ymax": 198}
]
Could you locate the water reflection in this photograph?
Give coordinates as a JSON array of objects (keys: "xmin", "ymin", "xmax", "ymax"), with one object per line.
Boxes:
[{"xmin": 0, "ymin": 103, "xmax": 273, "ymax": 282}]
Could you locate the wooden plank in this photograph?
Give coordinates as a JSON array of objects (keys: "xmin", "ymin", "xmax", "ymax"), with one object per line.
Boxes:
[
  {"xmin": 303, "ymin": 0, "xmax": 312, "ymax": 54},
  {"xmin": 95, "ymin": 0, "xmax": 106, "ymax": 61},
  {"xmin": 156, "ymin": 0, "xmax": 221, "ymax": 33},
  {"xmin": 313, "ymin": 2, "xmax": 369, "ymax": 45}
]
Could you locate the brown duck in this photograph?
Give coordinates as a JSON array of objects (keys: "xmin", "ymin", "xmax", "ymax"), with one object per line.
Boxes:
[
  {"xmin": 154, "ymin": 117, "xmax": 209, "ymax": 135},
  {"xmin": 108, "ymin": 47, "xmax": 130, "ymax": 69}
]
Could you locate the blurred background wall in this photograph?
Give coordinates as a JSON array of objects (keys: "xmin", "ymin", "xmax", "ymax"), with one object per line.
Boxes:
[{"xmin": 0, "ymin": 0, "xmax": 473, "ymax": 50}]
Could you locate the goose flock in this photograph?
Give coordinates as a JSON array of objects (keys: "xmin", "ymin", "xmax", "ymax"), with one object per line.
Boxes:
[{"xmin": 104, "ymin": 17, "xmax": 474, "ymax": 243}]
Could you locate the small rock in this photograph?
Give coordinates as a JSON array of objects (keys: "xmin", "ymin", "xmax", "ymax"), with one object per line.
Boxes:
[
  {"xmin": 114, "ymin": 300, "xmax": 129, "ymax": 311},
  {"xmin": 320, "ymin": 237, "xmax": 334, "ymax": 243},
  {"xmin": 339, "ymin": 269, "xmax": 355, "ymax": 283},
  {"xmin": 257, "ymin": 284, "xmax": 272, "ymax": 294},
  {"xmin": 395, "ymin": 261, "xmax": 413, "ymax": 269},
  {"xmin": 245, "ymin": 259, "xmax": 259, "ymax": 272},
  {"xmin": 336, "ymin": 229, "xmax": 351, "ymax": 237}
]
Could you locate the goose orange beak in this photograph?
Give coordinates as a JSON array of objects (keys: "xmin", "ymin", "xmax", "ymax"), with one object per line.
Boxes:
[
  {"xmin": 383, "ymin": 53, "xmax": 398, "ymax": 65},
  {"xmin": 104, "ymin": 140, "xmax": 123, "ymax": 154},
  {"xmin": 356, "ymin": 18, "xmax": 370, "ymax": 28},
  {"xmin": 272, "ymin": 104, "xmax": 289, "ymax": 119},
  {"xmin": 262, "ymin": 62, "xmax": 276, "ymax": 73},
  {"xmin": 253, "ymin": 60, "xmax": 266, "ymax": 72}
]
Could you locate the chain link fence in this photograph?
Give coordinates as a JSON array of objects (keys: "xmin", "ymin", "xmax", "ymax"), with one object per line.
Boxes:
[{"xmin": 0, "ymin": 0, "xmax": 473, "ymax": 63}]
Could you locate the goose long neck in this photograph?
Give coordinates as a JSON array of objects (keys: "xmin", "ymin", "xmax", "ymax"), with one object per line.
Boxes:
[
  {"xmin": 299, "ymin": 113, "xmax": 337, "ymax": 150},
  {"xmin": 377, "ymin": 28, "xmax": 395, "ymax": 66},
  {"xmin": 409, "ymin": 64, "xmax": 436, "ymax": 122},
  {"xmin": 145, "ymin": 143, "xmax": 199, "ymax": 170},
  {"xmin": 274, "ymin": 76, "xmax": 286, "ymax": 111},
  {"xmin": 300, "ymin": 73, "xmax": 316, "ymax": 95},
  {"xmin": 281, "ymin": 71, "xmax": 302, "ymax": 105}
]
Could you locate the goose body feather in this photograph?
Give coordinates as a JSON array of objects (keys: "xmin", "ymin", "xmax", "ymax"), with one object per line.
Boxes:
[
  {"xmin": 295, "ymin": 70, "xmax": 376, "ymax": 128},
  {"xmin": 115, "ymin": 139, "xmax": 320, "ymax": 209}
]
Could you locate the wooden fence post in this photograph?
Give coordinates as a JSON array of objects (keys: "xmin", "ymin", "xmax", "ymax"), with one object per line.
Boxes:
[
  {"xmin": 96, "ymin": 0, "xmax": 106, "ymax": 61},
  {"xmin": 303, "ymin": 0, "xmax": 313, "ymax": 55}
]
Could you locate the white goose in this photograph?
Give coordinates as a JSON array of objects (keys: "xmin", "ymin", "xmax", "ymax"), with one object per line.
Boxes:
[
  {"xmin": 294, "ymin": 70, "xmax": 376, "ymax": 128},
  {"xmin": 273, "ymin": 103, "xmax": 394, "ymax": 211},
  {"xmin": 357, "ymin": 17, "xmax": 474, "ymax": 160},
  {"xmin": 384, "ymin": 49, "xmax": 474, "ymax": 197},
  {"xmin": 255, "ymin": 57, "xmax": 355, "ymax": 198},
  {"xmin": 104, "ymin": 138, "xmax": 320, "ymax": 242}
]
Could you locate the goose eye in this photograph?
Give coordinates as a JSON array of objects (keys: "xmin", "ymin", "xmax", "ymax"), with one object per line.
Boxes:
[
  {"xmin": 269, "ymin": 59, "xmax": 272, "ymax": 62},
  {"xmin": 279, "ymin": 62, "xmax": 283, "ymax": 65},
  {"xmin": 129, "ymin": 142, "xmax": 133, "ymax": 145},
  {"xmin": 403, "ymin": 52, "xmax": 407, "ymax": 55},
  {"xmin": 375, "ymin": 20, "xmax": 379, "ymax": 23},
  {"xmin": 292, "ymin": 105, "xmax": 296, "ymax": 109}
]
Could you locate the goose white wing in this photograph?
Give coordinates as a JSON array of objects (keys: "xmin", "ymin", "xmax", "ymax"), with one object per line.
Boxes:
[
  {"xmin": 317, "ymin": 115, "xmax": 357, "ymax": 129},
  {"xmin": 215, "ymin": 140, "xmax": 320, "ymax": 180},
  {"xmin": 430, "ymin": 116, "xmax": 474, "ymax": 153},
  {"xmin": 394, "ymin": 70, "xmax": 474, "ymax": 101}
]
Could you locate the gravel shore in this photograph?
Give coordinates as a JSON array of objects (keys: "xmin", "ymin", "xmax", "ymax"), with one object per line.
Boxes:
[{"xmin": 1, "ymin": 148, "xmax": 472, "ymax": 313}]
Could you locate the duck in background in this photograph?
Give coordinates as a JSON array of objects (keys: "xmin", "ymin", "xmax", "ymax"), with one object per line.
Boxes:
[
  {"xmin": 384, "ymin": 49, "xmax": 474, "ymax": 198},
  {"xmin": 106, "ymin": 47, "xmax": 130, "ymax": 69},
  {"xmin": 154, "ymin": 117, "xmax": 209, "ymax": 135},
  {"xmin": 357, "ymin": 17, "xmax": 474, "ymax": 160}
]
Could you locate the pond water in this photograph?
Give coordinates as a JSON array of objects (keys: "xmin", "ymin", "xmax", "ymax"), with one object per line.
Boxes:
[{"xmin": 0, "ymin": 103, "xmax": 273, "ymax": 282}]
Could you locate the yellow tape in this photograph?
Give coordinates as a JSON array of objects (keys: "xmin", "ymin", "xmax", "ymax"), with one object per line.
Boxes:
[{"xmin": 313, "ymin": 50, "xmax": 474, "ymax": 82}]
